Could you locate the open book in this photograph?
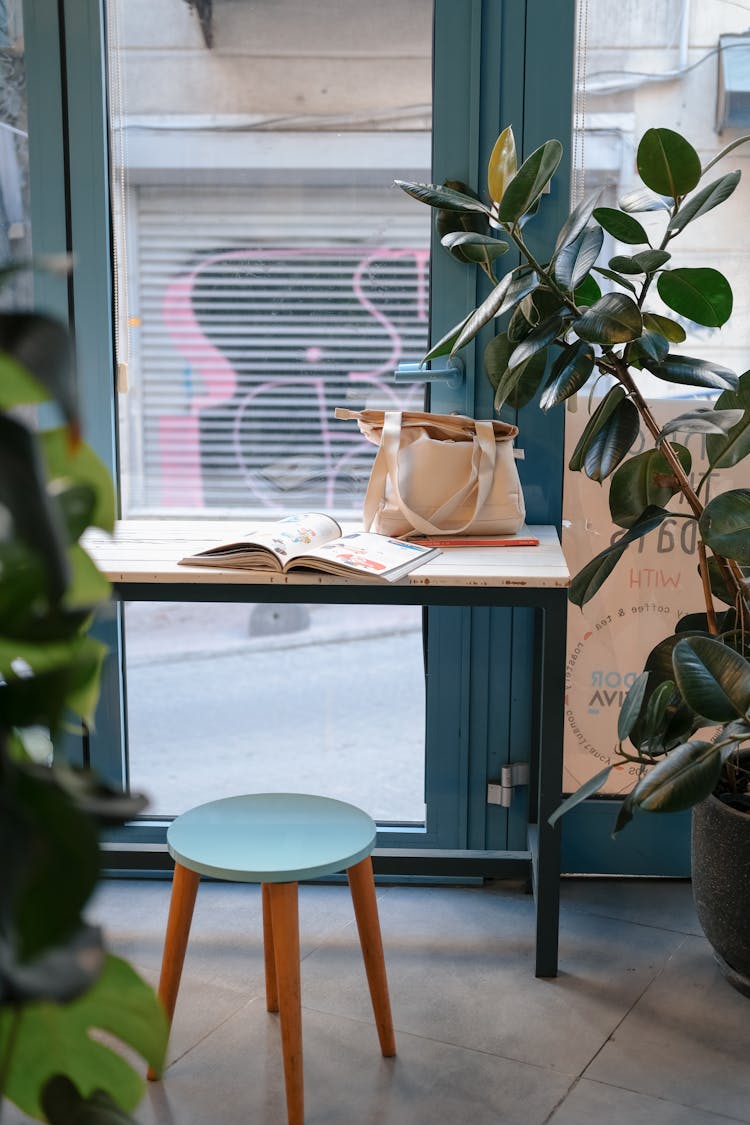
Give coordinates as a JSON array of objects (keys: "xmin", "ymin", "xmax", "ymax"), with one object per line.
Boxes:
[{"xmin": 178, "ymin": 512, "xmax": 440, "ymax": 583}]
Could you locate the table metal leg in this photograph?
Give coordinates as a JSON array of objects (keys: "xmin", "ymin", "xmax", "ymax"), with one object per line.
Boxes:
[{"xmin": 532, "ymin": 593, "xmax": 567, "ymax": 977}]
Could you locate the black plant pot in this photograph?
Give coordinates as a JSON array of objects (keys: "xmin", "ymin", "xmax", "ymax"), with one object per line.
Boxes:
[{"xmin": 692, "ymin": 769, "xmax": 750, "ymax": 998}]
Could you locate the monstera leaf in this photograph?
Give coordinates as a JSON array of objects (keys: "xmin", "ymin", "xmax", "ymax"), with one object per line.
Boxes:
[{"xmin": 0, "ymin": 956, "xmax": 167, "ymax": 1121}]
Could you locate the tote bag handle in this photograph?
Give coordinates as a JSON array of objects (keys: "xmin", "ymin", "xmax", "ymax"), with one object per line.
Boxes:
[{"xmin": 363, "ymin": 410, "xmax": 497, "ymax": 536}]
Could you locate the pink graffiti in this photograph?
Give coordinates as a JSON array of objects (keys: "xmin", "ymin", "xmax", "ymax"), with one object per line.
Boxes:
[{"xmin": 159, "ymin": 246, "xmax": 429, "ymax": 508}]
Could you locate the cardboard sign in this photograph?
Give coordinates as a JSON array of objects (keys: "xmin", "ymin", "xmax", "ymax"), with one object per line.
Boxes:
[{"xmin": 562, "ymin": 396, "xmax": 737, "ymax": 794}]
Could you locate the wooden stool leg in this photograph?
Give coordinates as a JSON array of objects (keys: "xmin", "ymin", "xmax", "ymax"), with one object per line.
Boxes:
[
  {"xmin": 267, "ymin": 882, "xmax": 303, "ymax": 1125},
  {"xmin": 347, "ymin": 856, "xmax": 396, "ymax": 1057},
  {"xmin": 262, "ymin": 883, "xmax": 279, "ymax": 1012},
  {"xmin": 148, "ymin": 862, "xmax": 201, "ymax": 1080}
]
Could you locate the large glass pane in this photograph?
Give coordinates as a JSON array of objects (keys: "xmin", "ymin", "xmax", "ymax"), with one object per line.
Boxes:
[
  {"xmin": 107, "ymin": 0, "xmax": 432, "ymax": 819},
  {"xmin": 564, "ymin": 0, "xmax": 750, "ymax": 795},
  {"xmin": 0, "ymin": 0, "xmax": 31, "ymax": 304}
]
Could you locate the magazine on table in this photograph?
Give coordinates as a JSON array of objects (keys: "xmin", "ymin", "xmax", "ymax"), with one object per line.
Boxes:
[{"xmin": 178, "ymin": 512, "xmax": 440, "ymax": 583}]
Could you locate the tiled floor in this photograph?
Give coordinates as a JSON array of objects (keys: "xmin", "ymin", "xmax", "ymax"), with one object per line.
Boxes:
[{"xmin": 13, "ymin": 877, "xmax": 750, "ymax": 1124}]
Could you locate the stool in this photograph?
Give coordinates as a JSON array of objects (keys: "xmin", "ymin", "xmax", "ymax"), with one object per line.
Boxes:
[{"xmin": 149, "ymin": 793, "xmax": 396, "ymax": 1125}]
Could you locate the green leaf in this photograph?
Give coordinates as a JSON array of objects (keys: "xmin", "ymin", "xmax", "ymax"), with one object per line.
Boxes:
[
  {"xmin": 499, "ymin": 265, "xmax": 540, "ymax": 315},
  {"xmin": 609, "ymin": 250, "xmax": 671, "ymax": 276},
  {"xmin": 569, "ymin": 506, "xmax": 669, "ymax": 606},
  {"xmin": 0, "ymin": 954, "xmax": 168, "ymax": 1120},
  {"xmin": 63, "ymin": 544, "xmax": 112, "ymax": 612},
  {"xmin": 0, "ymin": 923, "xmax": 105, "ymax": 1006},
  {"xmin": 539, "ymin": 340, "xmax": 595, "ymax": 411},
  {"xmin": 422, "ymin": 313, "xmax": 473, "ymax": 365},
  {"xmin": 706, "ymin": 556, "xmax": 750, "ymax": 606},
  {"xmin": 608, "ymin": 444, "xmax": 691, "ymax": 529},
  {"xmin": 591, "ymin": 266, "xmax": 637, "ymax": 295},
  {"xmin": 637, "ymin": 679, "xmax": 680, "ymax": 754},
  {"xmin": 608, "ymin": 255, "xmax": 646, "ymax": 275},
  {"xmin": 668, "ymin": 170, "xmax": 741, "ymax": 233},
  {"xmin": 42, "ymin": 1076, "xmax": 140, "ymax": 1125},
  {"xmin": 547, "ymin": 764, "xmax": 614, "ymax": 828},
  {"xmin": 629, "ymin": 329, "xmax": 669, "ymax": 367},
  {"xmin": 483, "ymin": 332, "xmax": 513, "ymax": 391},
  {"xmin": 0, "ymin": 633, "xmax": 107, "ymax": 729},
  {"xmin": 657, "ymin": 267, "xmax": 733, "ymax": 328},
  {"xmin": 450, "ymin": 272, "xmax": 515, "ymax": 354},
  {"xmin": 581, "ymin": 396, "xmax": 640, "ymax": 482},
  {"xmin": 574, "ymin": 293, "xmax": 642, "ymax": 345},
  {"xmin": 394, "ymin": 180, "xmax": 491, "ymax": 215},
  {"xmin": 631, "ymin": 740, "xmax": 724, "ymax": 813},
  {"xmin": 0, "ymin": 352, "xmax": 52, "ymax": 411},
  {"xmin": 553, "ymin": 186, "xmax": 604, "ymax": 258},
  {"xmin": 0, "ymin": 415, "xmax": 70, "ymax": 600},
  {"xmin": 436, "ymin": 181, "xmax": 492, "ymax": 241},
  {"xmin": 632, "ymin": 249, "xmax": 671, "ymax": 273},
  {"xmin": 492, "ymin": 348, "xmax": 549, "ymax": 412},
  {"xmin": 569, "ymin": 386, "xmax": 627, "ymax": 472},
  {"xmin": 618, "ymin": 671, "xmax": 650, "ymax": 741},
  {"xmin": 706, "ymin": 370, "xmax": 750, "ymax": 468},
  {"xmin": 673, "ymin": 635, "xmax": 750, "ymax": 721},
  {"xmin": 618, "ymin": 186, "xmax": 671, "ymax": 213},
  {"xmin": 0, "ymin": 312, "xmax": 77, "ymax": 425},
  {"xmin": 553, "ymin": 224, "xmax": 603, "ymax": 290},
  {"xmin": 441, "ymin": 231, "xmax": 509, "ymax": 266},
  {"xmin": 508, "ymin": 314, "xmax": 562, "ymax": 370},
  {"xmin": 659, "ymin": 408, "xmax": 744, "ymax": 439},
  {"xmin": 642, "ymin": 312, "xmax": 686, "ymax": 343},
  {"xmin": 645, "ymin": 353, "xmax": 737, "ymax": 392},
  {"xmin": 573, "ymin": 273, "xmax": 602, "ymax": 307},
  {"xmin": 41, "ymin": 427, "xmax": 115, "ymax": 535},
  {"xmin": 450, "ymin": 267, "xmax": 541, "ymax": 356},
  {"xmin": 496, "ymin": 139, "xmax": 563, "ymax": 223},
  {"xmin": 612, "ymin": 792, "xmax": 637, "ymax": 835},
  {"xmin": 592, "ymin": 207, "xmax": 648, "ymax": 244},
  {"xmin": 487, "ymin": 125, "xmax": 517, "ymax": 203},
  {"xmin": 699, "ymin": 488, "xmax": 750, "ymax": 564},
  {"xmin": 636, "ymin": 128, "xmax": 702, "ymax": 198},
  {"xmin": 0, "ymin": 761, "xmax": 100, "ymax": 961}
]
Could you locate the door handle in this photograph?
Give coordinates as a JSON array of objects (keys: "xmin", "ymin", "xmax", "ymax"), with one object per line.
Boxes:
[{"xmin": 394, "ymin": 356, "xmax": 464, "ymax": 390}]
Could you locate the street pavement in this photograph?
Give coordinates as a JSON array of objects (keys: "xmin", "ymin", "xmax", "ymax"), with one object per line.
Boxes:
[{"xmin": 123, "ymin": 601, "xmax": 427, "ymax": 822}]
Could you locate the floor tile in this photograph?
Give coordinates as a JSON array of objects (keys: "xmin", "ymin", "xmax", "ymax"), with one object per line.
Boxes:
[
  {"xmin": 138, "ymin": 1004, "xmax": 573, "ymax": 1125},
  {"xmin": 560, "ymin": 877, "xmax": 703, "ymax": 936},
  {"xmin": 5, "ymin": 878, "xmax": 746, "ymax": 1125},
  {"xmin": 585, "ymin": 935, "xmax": 750, "ymax": 1121},
  {"xmin": 549, "ymin": 1078, "xmax": 746, "ymax": 1124},
  {"xmin": 299, "ymin": 882, "xmax": 686, "ymax": 1074}
]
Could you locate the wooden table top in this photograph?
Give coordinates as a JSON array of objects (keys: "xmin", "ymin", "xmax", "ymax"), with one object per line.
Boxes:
[{"xmin": 83, "ymin": 520, "xmax": 570, "ymax": 590}]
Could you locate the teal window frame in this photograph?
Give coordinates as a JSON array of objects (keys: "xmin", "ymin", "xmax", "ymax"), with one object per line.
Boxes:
[{"xmin": 21, "ymin": 0, "xmax": 690, "ymax": 875}]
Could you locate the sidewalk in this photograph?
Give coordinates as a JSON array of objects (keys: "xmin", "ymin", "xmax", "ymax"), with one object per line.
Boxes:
[{"xmin": 123, "ymin": 601, "xmax": 422, "ymax": 666}]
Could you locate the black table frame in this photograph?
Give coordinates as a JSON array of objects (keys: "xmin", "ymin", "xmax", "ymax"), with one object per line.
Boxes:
[{"xmin": 110, "ymin": 576, "xmax": 567, "ymax": 978}]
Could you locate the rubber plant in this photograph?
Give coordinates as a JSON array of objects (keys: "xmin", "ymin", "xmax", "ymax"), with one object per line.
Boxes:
[
  {"xmin": 397, "ymin": 126, "xmax": 750, "ymax": 833},
  {"xmin": 0, "ymin": 267, "xmax": 167, "ymax": 1123}
]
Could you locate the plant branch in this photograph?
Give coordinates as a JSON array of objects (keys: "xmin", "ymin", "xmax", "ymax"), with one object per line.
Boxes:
[{"xmin": 698, "ymin": 540, "xmax": 719, "ymax": 634}]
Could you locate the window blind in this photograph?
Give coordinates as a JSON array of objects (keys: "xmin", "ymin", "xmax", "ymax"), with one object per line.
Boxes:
[{"xmin": 122, "ymin": 184, "xmax": 430, "ymax": 516}]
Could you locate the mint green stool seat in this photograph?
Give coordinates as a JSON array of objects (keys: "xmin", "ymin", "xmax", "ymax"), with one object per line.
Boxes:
[
  {"xmin": 150, "ymin": 792, "xmax": 396, "ymax": 1125},
  {"xmin": 167, "ymin": 792, "xmax": 377, "ymax": 883}
]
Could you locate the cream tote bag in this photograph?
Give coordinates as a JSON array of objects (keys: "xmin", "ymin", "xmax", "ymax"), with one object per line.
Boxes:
[{"xmin": 335, "ymin": 408, "xmax": 526, "ymax": 538}]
